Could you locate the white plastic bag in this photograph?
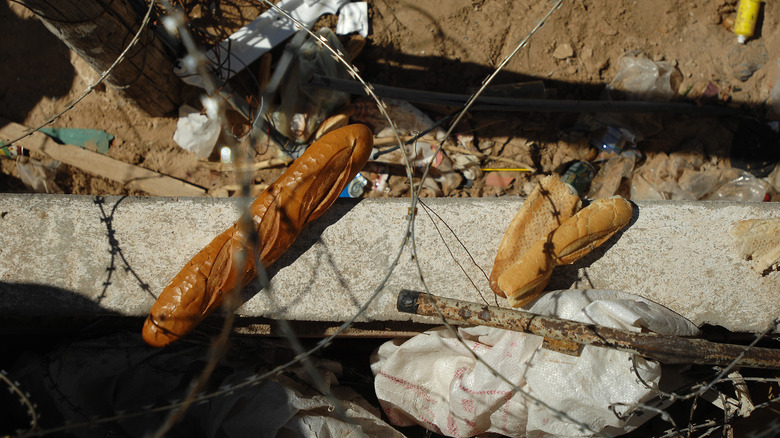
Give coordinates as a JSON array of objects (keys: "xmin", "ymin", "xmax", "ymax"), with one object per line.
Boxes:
[
  {"xmin": 371, "ymin": 290, "xmax": 699, "ymax": 437},
  {"xmin": 173, "ymin": 104, "xmax": 221, "ymax": 159}
]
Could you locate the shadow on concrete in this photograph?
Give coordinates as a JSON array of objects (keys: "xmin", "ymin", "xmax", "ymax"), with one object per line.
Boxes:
[
  {"xmin": 238, "ymin": 198, "xmax": 365, "ymax": 313},
  {"xmin": 547, "ymin": 199, "xmax": 640, "ymax": 291}
]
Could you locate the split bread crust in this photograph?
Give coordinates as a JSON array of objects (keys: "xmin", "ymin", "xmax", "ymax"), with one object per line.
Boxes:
[
  {"xmin": 142, "ymin": 124, "xmax": 374, "ymax": 347},
  {"xmin": 490, "ymin": 175, "xmax": 633, "ymax": 308}
]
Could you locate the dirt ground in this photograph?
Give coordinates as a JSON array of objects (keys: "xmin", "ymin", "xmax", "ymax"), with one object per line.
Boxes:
[
  {"xmin": 2, "ymin": 0, "xmax": 779, "ymax": 200},
  {"xmin": 2, "ymin": 2, "xmax": 780, "ymax": 436}
]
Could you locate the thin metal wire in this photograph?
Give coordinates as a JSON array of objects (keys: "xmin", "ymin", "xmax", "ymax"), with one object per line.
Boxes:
[{"xmin": 12, "ymin": 0, "xmax": 775, "ymax": 436}]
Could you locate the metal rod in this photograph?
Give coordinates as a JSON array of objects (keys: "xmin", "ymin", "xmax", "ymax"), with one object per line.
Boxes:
[{"xmin": 397, "ymin": 290, "xmax": 780, "ymax": 370}]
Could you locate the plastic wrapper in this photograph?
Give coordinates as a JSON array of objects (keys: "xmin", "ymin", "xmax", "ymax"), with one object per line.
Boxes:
[
  {"xmin": 703, "ymin": 171, "xmax": 769, "ymax": 202},
  {"xmin": 173, "ymin": 104, "xmax": 221, "ymax": 159},
  {"xmin": 587, "ymin": 155, "xmax": 635, "ymax": 199},
  {"xmin": 607, "ymin": 51, "xmax": 680, "ymax": 101},
  {"xmin": 628, "ymin": 151, "xmax": 767, "ymax": 202},
  {"xmin": 16, "ymin": 157, "xmax": 63, "ymax": 194},
  {"xmin": 630, "ymin": 153, "xmax": 689, "ymax": 200},
  {"xmin": 676, "ymin": 169, "xmax": 724, "ymax": 200},
  {"xmin": 371, "ymin": 289, "xmax": 699, "ymax": 437}
]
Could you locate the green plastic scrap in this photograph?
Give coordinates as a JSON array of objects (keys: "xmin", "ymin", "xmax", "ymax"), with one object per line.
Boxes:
[{"xmin": 39, "ymin": 127, "xmax": 114, "ymax": 154}]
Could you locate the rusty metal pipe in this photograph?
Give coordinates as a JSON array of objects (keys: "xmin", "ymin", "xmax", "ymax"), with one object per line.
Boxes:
[{"xmin": 397, "ymin": 290, "xmax": 780, "ymax": 370}]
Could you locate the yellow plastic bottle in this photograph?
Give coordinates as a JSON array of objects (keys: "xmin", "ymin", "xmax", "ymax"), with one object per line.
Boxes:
[{"xmin": 734, "ymin": 0, "xmax": 761, "ymax": 44}]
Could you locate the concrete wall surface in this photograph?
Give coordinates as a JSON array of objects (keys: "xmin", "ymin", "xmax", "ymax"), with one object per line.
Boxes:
[{"xmin": 0, "ymin": 193, "xmax": 777, "ymax": 333}]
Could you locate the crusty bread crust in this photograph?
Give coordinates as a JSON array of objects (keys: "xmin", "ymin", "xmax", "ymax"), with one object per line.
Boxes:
[
  {"xmin": 142, "ymin": 124, "xmax": 374, "ymax": 347},
  {"xmin": 496, "ymin": 195, "xmax": 633, "ymax": 307},
  {"xmin": 497, "ymin": 196, "xmax": 633, "ymax": 307},
  {"xmin": 489, "ymin": 175, "xmax": 581, "ymax": 297}
]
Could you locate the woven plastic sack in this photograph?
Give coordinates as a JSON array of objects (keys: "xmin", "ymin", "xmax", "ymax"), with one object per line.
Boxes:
[{"xmin": 371, "ymin": 289, "xmax": 699, "ymax": 437}]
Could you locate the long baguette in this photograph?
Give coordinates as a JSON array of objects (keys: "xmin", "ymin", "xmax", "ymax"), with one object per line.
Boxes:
[
  {"xmin": 142, "ymin": 124, "xmax": 374, "ymax": 347},
  {"xmin": 497, "ymin": 196, "xmax": 633, "ymax": 307},
  {"xmin": 489, "ymin": 175, "xmax": 581, "ymax": 297}
]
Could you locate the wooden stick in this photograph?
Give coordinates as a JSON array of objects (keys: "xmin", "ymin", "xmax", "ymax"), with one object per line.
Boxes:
[
  {"xmin": 202, "ymin": 157, "xmax": 294, "ymax": 172},
  {"xmin": 398, "ymin": 290, "xmax": 780, "ymax": 369},
  {"xmin": 441, "ymin": 144, "xmax": 536, "ymax": 171},
  {"xmin": 0, "ymin": 118, "xmax": 206, "ymax": 197}
]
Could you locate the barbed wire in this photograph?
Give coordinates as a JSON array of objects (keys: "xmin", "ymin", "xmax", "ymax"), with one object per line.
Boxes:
[{"xmin": 4, "ymin": 0, "xmax": 779, "ymax": 437}]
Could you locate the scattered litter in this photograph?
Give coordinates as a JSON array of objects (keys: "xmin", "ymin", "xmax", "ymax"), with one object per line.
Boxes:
[
  {"xmin": 606, "ymin": 51, "xmax": 681, "ymax": 101},
  {"xmin": 587, "ymin": 154, "xmax": 635, "ymax": 199},
  {"xmin": 173, "ymin": 104, "xmax": 221, "ymax": 159},
  {"xmin": 732, "ymin": 218, "xmax": 780, "ymax": 274},
  {"xmin": 371, "ymin": 289, "xmax": 699, "ymax": 437},
  {"xmin": 703, "ymin": 170, "xmax": 769, "ymax": 202},
  {"xmin": 371, "ymin": 172, "xmax": 390, "ymax": 193},
  {"xmin": 15, "ymin": 157, "xmax": 63, "ymax": 194},
  {"xmin": 405, "ymin": 140, "xmax": 462, "ymax": 195},
  {"xmin": 0, "ymin": 142, "xmax": 22, "ymax": 159},
  {"xmin": 728, "ymin": 42, "xmax": 768, "ymax": 82},
  {"xmin": 560, "ymin": 160, "xmax": 596, "ymax": 195},
  {"xmin": 336, "ymin": 2, "xmax": 369, "ymax": 38},
  {"xmin": 339, "ymin": 173, "xmax": 370, "ymax": 197},
  {"xmin": 451, "ymin": 154, "xmax": 482, "ymax": 180},
  {"xmin": 175, "ymin": 0, "xmax": 349, "ymax": 86},
  {"xmin": 591, "ymin": 124, "xmax": 633, "ymax": 162},
  {"xmin": 38, "ymin": 127, "xmax": 113, "ymax": 154},
  {"xmin": 484, "ymin": 172, "xmax": 514, "ymax": 187},
  {"xmin": 625, "ymin": 147, "xmax": 772, "ymax": 202}
]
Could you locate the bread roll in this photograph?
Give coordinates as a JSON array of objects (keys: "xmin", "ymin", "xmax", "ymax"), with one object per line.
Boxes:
[
  {"xmin": 489, "ymin": 175, "xmax": 581, "ymax": 297},
  {"xmin": 497, "ymin": 196, "xmax": 633, "ymax": 307}
]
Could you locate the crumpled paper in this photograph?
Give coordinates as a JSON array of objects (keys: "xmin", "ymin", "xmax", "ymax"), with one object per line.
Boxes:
[{"xmin": 371, "ymin": 289, "xmax": 700, "ymax": 437}]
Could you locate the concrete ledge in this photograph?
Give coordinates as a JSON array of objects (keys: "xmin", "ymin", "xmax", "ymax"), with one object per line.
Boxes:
[{"xmin": 0, "ymin": 194, "xmax": 778, "ymax": 333}]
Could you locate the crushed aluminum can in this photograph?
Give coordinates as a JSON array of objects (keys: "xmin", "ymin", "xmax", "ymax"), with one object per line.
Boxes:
[{"xmin": 340, "ymin": 173, "xmax": 369, "ymax": 198}]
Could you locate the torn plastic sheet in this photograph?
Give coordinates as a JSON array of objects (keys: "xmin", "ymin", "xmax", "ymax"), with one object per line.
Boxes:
[
  {"xmin": 173, "ymin": 104, "xmax": 221, "ymax": 159},
  {"xmin": 10, "ymin": 332, "xmax": 402, "ymax": 438},
  {"xmin": 336, "ymin": 2, "xmax": 369, "ymax": 38},
  {"xmin": 38, "ymin": 127, "xmax": 114, "ymax": 154},
  {"xmin": 175, "ymin": 0, "xmax": 349, "ymax": 87},
  {"xmin": 371, "ymin": 289, "xmax": 699, "ymax": 437}
]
